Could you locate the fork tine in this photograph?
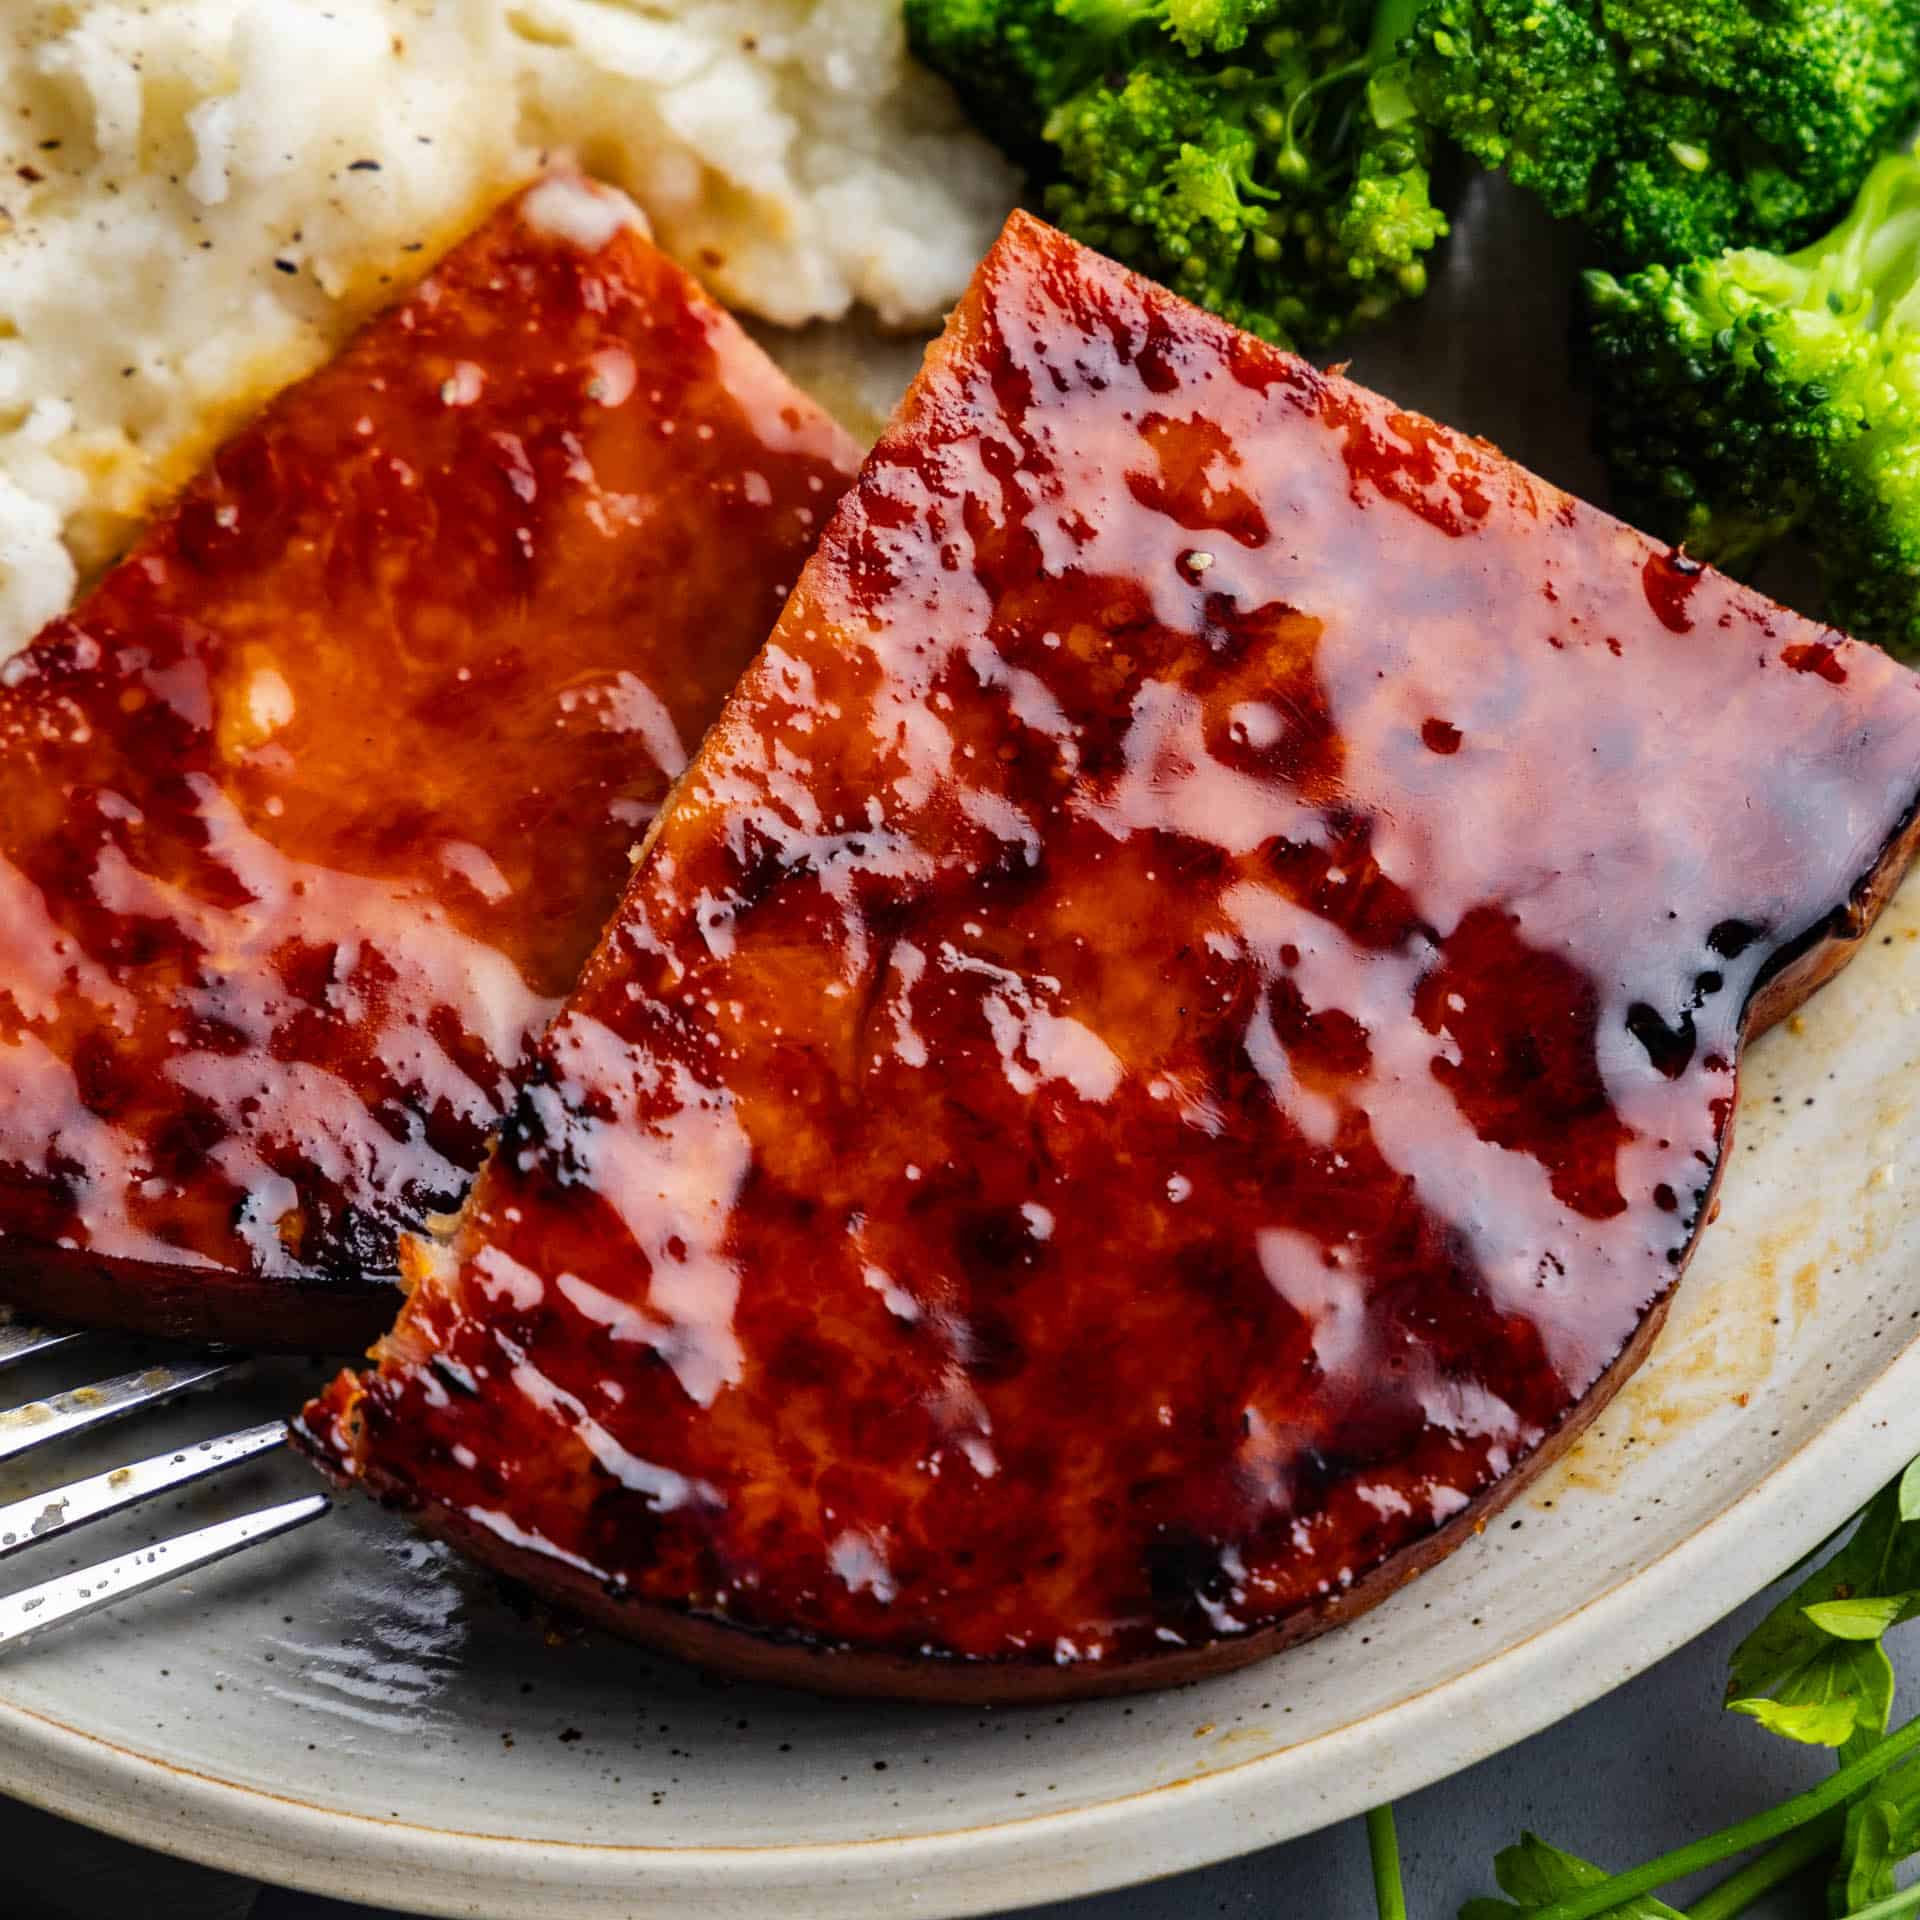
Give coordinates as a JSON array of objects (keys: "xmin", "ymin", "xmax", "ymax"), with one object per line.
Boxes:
[
  {"xmin": 0, "ymin": 1323, "xmax": 87, "ymax": 1371},
  {"xmin": 0, "ymin": 1493, "xmax": 329, "ymax": 1652},
  {"xmin": 0, "ymin": 1355, "xmax": 241, "ymax": 1464},
  {"xmin": 0, "ymin": 1421, "xmax": 287, "ymax": 1561}
]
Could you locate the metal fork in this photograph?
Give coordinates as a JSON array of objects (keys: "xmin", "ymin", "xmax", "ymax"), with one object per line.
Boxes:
[{"xmin": 0, "ymin": 1320, "xmax": 328, "ymax": 1651}]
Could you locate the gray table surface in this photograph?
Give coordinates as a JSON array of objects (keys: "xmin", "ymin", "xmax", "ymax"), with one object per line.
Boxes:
[{"xmin": 2, "ymin": 1562, "xmax": 1911, "ymax": 1919}]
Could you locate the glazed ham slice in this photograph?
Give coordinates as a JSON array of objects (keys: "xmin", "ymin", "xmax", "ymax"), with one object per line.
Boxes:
[
  {"xmin": 300, "ymin": 212, "xmax": 1920, "ymax": 1697},
  {"xmin": 0, "ymin": 175, "xmax": 856, "ymax": 1348}
]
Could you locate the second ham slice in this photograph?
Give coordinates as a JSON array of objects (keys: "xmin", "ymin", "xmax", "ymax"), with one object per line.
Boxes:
[
  {"xmin": 0, "ymin": 175, "xmax": 857, "ymax": 1347},
  {"xmin": 302, "ymin": 212, "xmax": 1920, "ymax": 1698}
]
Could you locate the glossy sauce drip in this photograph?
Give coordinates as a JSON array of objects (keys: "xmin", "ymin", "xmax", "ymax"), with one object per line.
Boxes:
[
  {"xmin": 306, "ymin": 213, "xmax": 1920, "ymax": 1669},
  {"xmin": 0, "ymin": 176, "xmax": 856, "ymax": 1317}
]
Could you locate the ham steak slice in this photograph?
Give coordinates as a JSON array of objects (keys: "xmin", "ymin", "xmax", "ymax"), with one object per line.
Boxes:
[
  {"xmin": 0, "ymin": 176, "xmax": 856, "ymax": 1348},
  {"xmin": 300, "ymin": 212, "xmax": 1920, "ymax": 1698}
]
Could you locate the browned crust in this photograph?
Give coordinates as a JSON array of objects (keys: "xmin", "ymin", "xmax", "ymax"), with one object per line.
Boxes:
[
  {"xmin": 294, "ymin": 755, "xmax": 1920, "ymax": 1703},
  {"xmin": 298, "ymin": 1274, "xmax": 1677, "ymax": 1703},
  {"xmin": 1748, "ymin": 797, "xmax": 1920, "ymax": 1037},
  {"xmin": 0, "ymin": 1247, "xmax": 394, "ymax": 1353}
]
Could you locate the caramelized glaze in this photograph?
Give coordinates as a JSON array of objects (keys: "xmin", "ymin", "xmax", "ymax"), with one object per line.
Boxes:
[
  {"xmin": 303, "ymin": 213, "xmax": 1920, "ymax": 1682},
  {"xmin": 0, "ymin": 175, "xmax": 856, "ymax": 1345}
]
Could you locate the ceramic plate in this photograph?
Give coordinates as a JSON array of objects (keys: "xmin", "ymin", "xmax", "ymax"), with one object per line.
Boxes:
[{"xmin": 1, "ymin": 180, "xmax": 1917, "ymax": 1920}]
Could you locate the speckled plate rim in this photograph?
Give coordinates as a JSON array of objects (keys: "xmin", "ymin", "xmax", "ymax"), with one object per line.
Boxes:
[{"xmin": 0, "ymin": 1336, "xmax": 1912, "ymax": 1919}]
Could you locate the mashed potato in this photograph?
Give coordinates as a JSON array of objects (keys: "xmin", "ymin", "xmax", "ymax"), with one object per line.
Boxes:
[{"xmin": 0, "ymin": 0, "xmax": 1017, "ymax": 651}]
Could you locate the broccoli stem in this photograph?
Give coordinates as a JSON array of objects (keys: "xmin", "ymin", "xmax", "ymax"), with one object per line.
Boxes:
[
  {"xmin": 1366, "ymin": 0, "xmax": 1424, "ymax": 67},
  {"xmin": 1278, "ymin": 0, "xmax": 1424, "ymax": 172},
  {"xmin": 1830, "ymin": 157, "xmax": 1920, "ymax": 334},
  {"xmin": 1742, "ymin": 151, "xmax": 1920, "ymax": 332},
  {"xmin": 1363, "ymin": 0, "xmax": 1424, "ymax": 130},
  {"xmin": 1280, "ymin": 55, "xmax": 1369, "ymax": 176}
]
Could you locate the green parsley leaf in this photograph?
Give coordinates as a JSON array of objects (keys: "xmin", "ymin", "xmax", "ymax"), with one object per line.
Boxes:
[
  {"xmin": 1458, "ymin": 1832, "xmax": 1685, "ymax": 1919},
  {"xmin": 1805, "ymin": 1595, "xmax": 1920, "ymax": 1642},
  {"xmin": 1727, "ymin": 1481, "xmax": 1920, "ymax": 1749},
  {"xmin": 1729, "ymin": 1640, "xmax": 1894, "ymax": 1748}
]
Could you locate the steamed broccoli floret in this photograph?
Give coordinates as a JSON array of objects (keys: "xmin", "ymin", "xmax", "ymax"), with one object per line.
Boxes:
[
  {"xmin": 910, "ymin": 0, "xmax": 1920, "ymax": 356},
  {"xmin": 1588, "ymin": 147, "xmax": 1920, "ymax": 657},
  {"xmin": 905, "ymin": 0, "xmax": 1446, "ymax": 349},
  {"xmin": 1405, "ymin": 0, "xmax": 1920, "ymax": 267}
]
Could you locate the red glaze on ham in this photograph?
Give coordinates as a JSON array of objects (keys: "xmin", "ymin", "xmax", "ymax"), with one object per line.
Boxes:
[
  {"xmin": 0, "ymin": 176, "xmax": 857, "ymax": 1348},
  {"xmin": 300, "ymin": 213, "xmax": 1920, "ymax": 1697}
]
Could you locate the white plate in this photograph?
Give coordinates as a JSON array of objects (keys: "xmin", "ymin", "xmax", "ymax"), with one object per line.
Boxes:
[{"xmin": 2, "ymin": 179, "xmax": 1918, "ymax": 1919}]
